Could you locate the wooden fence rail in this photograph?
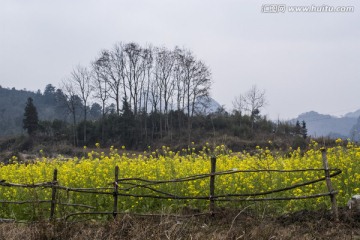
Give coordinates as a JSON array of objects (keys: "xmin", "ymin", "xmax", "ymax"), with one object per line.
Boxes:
[{"xmin": 0, "ymin": 150, "xmax": 341, "ymax": 222}]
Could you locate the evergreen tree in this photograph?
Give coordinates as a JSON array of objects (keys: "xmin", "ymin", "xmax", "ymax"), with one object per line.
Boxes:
[
  {"xmin": 23, "ymin": 97, "xmax": 39, "ymax": 136},
  {"xmin": 294, "ymin": 120, "xmax": 301, "ymax": 135},
  {"xmin": 301, "ymin": 120, "xmax": 308, "ymax": 139}
]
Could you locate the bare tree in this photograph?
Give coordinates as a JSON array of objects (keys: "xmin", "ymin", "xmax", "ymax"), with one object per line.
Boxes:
[
  {"xmin": 154, "ymin": 47, "xmax": 176, "ymax": 134},
  {"xmin": 96, "ymin": 45, "xmax": 125, "ymax": 115},
  {"xmin": 141, "ymin": 46, "xmax": 153, "ymax": 115},
  {"xmin": 175, "ymin": 48, "xmax": 212, "ymax": 143},
  {"xmin": 189, "ymin": 60, "xmax": 212, "ymax": 118},
  {"xmin": 173, "ymin": 47, "xmax": 187, "ymax": 133},
  {"xmin": 152, "ymin": 47, "xmax": 176, "ymax": 137},
  {"xmin": 123, "ymin": 42, "xmax": 148, "ymax": 116},
  {"xmin": 92, "ymin": 59, "xmax": 110, "ymax": 143},
  {"xmin": 92, "ymin": 59, "xmax": 110, "ymax": 118},
  {"xmin": 149, "ymin": 78, "xmax": 160, "ymax": 113},
  {"xmin": 139, "ymin": 45, "xmax": 153, "ymax": 142},
  {"xmin": 112, "ymin": 44, "xmax": 127, "ymax": 114},
  {"xmin": 232, "ymin": 94, "xmax": 246, "ymax": 128},
  {"xmin": 149, "ymin": 78, "xmax": 160, "ymax": 139},
  {"xmin": 243, "ymin": 85, "xmax": 266, "ymax": 115},
  {"xmin": 60, "ymin": 80, "xmax": 82, "ymax": 146},
  {"xmin": 239, "ymin": 85, "xmax": 267, "ymax": 130},
  {"xmin": 70, "ymin": 65, "xmax": 93, "ymax": 143},
  {"xmin": 232, "ymin": 94, "xmax": 246, "ymax": 114}
]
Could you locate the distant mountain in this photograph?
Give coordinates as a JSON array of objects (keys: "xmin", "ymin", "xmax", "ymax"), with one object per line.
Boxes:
[
  {"xmin": 344, "ymin": 109, "xmax": 360, "ymax": 119},
  {"xmin": 293, "ymin": 110, "xmax": 360, "ymax": 139},
  {"xmin": 194, "ymin": 96, "xmax": 222, "ymax": 115},
  {"xmin": 350, "ymin": 117, "xmax": 360, "ymax": 141}
]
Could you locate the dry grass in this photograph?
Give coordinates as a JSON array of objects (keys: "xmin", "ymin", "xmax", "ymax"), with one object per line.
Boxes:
[{"xmin": 1, "ymin": 208, "xmax": 360, "ymax": 240}]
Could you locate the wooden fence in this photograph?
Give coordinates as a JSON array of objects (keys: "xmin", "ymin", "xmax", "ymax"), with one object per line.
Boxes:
[{"xmin": 0, "ymin": 149, "xmax": 342, "ymax": 222}]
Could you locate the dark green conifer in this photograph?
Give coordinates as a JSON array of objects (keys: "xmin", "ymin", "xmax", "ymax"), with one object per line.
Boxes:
[
  {"xmin": 23, "ymin": 97, "xmax": 39, "ymax": 136},
  {"xmin": 301, "ymin": 120, "xmax": 308, "ymax": 139}
]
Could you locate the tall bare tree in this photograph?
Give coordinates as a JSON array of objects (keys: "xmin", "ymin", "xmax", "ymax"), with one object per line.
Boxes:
[
  {"xmin": 123, "ymin": 42, "xmax": 148, "ymax": 116},
  {"xmin": 60, "ymin": 80, "xmax": 82, "ymax": 146},
  {"xmin": 92, "ymin": 59, "xmax": 110, "ymax": 143},
  {"xmin": 70, "ymin": 65, "xmax": 93, "ymax": 143},
  {"xmin": 141, "ymin": 46, "xmax": 153, "ymax": 115},
  {"xmin": 154, "ymin": 47, "xmax": 176, "ymax": 135},
  {"xmin": 96, "ymin": 45, "xmax": 125, "ymax": 115},
  {"xmin": 173, "ymin": 47, "xmax": 187, "ymax": 133},
  {"xmin": 175, "ymin": 48, "xmax": 212, "ymax": 143},
  {"xmin": 189, "ymin": 60, "xmax": 212, "ymax": 117},
  {"xmin": 92, "ymin": 59, "xmax": 110, "ymax": 118},
  {"xmin": 139, "ymin": 46, "xmax": 153, "ymax": 142}
]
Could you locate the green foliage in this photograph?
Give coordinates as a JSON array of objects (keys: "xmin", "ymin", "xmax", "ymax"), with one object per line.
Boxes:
[
  {"xmin": 23, "ymin": 97, "xmax": 39, "ymax": 136},
  {"xmin": 77, "ymin": 121, "xmax": 97, "ymax": 146},
  {"xmin": 301, "ymin": 120, "xmax": 308, "ymax": 139}
]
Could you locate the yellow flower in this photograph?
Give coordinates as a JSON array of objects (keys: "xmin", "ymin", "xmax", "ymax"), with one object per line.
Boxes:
[{"xmin": 1, "ymin": 142, "xmax": 360, "ymax": 220}]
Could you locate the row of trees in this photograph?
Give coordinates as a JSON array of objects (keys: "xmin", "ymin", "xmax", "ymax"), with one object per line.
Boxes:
[
  {"xmin": 60, "ymin": 42, "xmax": 212, "ymax": 146},
  {"xmin": 22, "ymin": 88, "xmax": 308, "ymax": 150},
  {"xmin": 19, "ymin": 42, "xmax": 308, "ymax": 149}
]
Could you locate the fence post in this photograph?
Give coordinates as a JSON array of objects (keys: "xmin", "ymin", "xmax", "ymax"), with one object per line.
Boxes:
[
  {"xmin": 113, "ymin": 166, "xmax": 119, "ymax": 219},
  {"xmin": 50, "ymin": 168, "xmax": 58, "ymax": 220},
  {"xmin": 321, "ymin": 149, "xmax": 339, "ymax": 221},
  {"xmin": 210, "ymin": 157, "xmax": 216, "ymax": 213}
]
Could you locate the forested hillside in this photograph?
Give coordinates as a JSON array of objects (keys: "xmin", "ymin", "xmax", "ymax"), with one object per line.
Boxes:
[
  {"xmin": 0, "ymin": 86, "xmax": 62, "ymax": 136},
  {"xmin": 0, "ymin": 83, "xmax": 306, "ymax": 152},
  {"xmin": 0, "ymin": 85, "xmax": 101, "ymax": 136}
]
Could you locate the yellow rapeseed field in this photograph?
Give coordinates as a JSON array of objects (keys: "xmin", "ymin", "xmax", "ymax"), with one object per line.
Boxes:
[{"xmin": 0, "ymin": 140, "xmax": 359, "ymax": 220}]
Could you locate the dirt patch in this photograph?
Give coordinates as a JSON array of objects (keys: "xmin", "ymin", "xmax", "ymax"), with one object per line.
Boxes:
[{"xmin": 1, "ymin": 208, "xmax": 360, "ymax": 239}]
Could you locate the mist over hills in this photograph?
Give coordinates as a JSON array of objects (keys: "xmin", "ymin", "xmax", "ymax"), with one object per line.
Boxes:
[
  {"xmin": 293, "ymin": 110, "xmax": 360, "ymax": 141},
  {"xmin": 0, "ymin": 86, "xmax": 69, "ymax": 136},
  {"xmin": 345, "ymin": 109, "xmax": 360, "ymax": 118}
]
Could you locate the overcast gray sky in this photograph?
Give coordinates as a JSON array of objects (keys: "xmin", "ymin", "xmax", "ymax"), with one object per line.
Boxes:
[{"xmin": 1, "ymin": 0, "xmax": 359, "ymax": 120}]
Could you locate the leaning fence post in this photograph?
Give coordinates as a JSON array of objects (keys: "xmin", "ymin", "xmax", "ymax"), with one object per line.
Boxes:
[
  {"xmin": 50, "ymin": 168, "xmax": 58, "ymax": 220},
  {"xmin": 113, "ymin": 166, "xmax": 119, "ymax": 219},
  {"xmin": 321, "ymin": 149, "xmax": 339, "ymax": 221},
  {"xmin": 209, "ymin": 157, "xmax": 216, "ymax": 213}
]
